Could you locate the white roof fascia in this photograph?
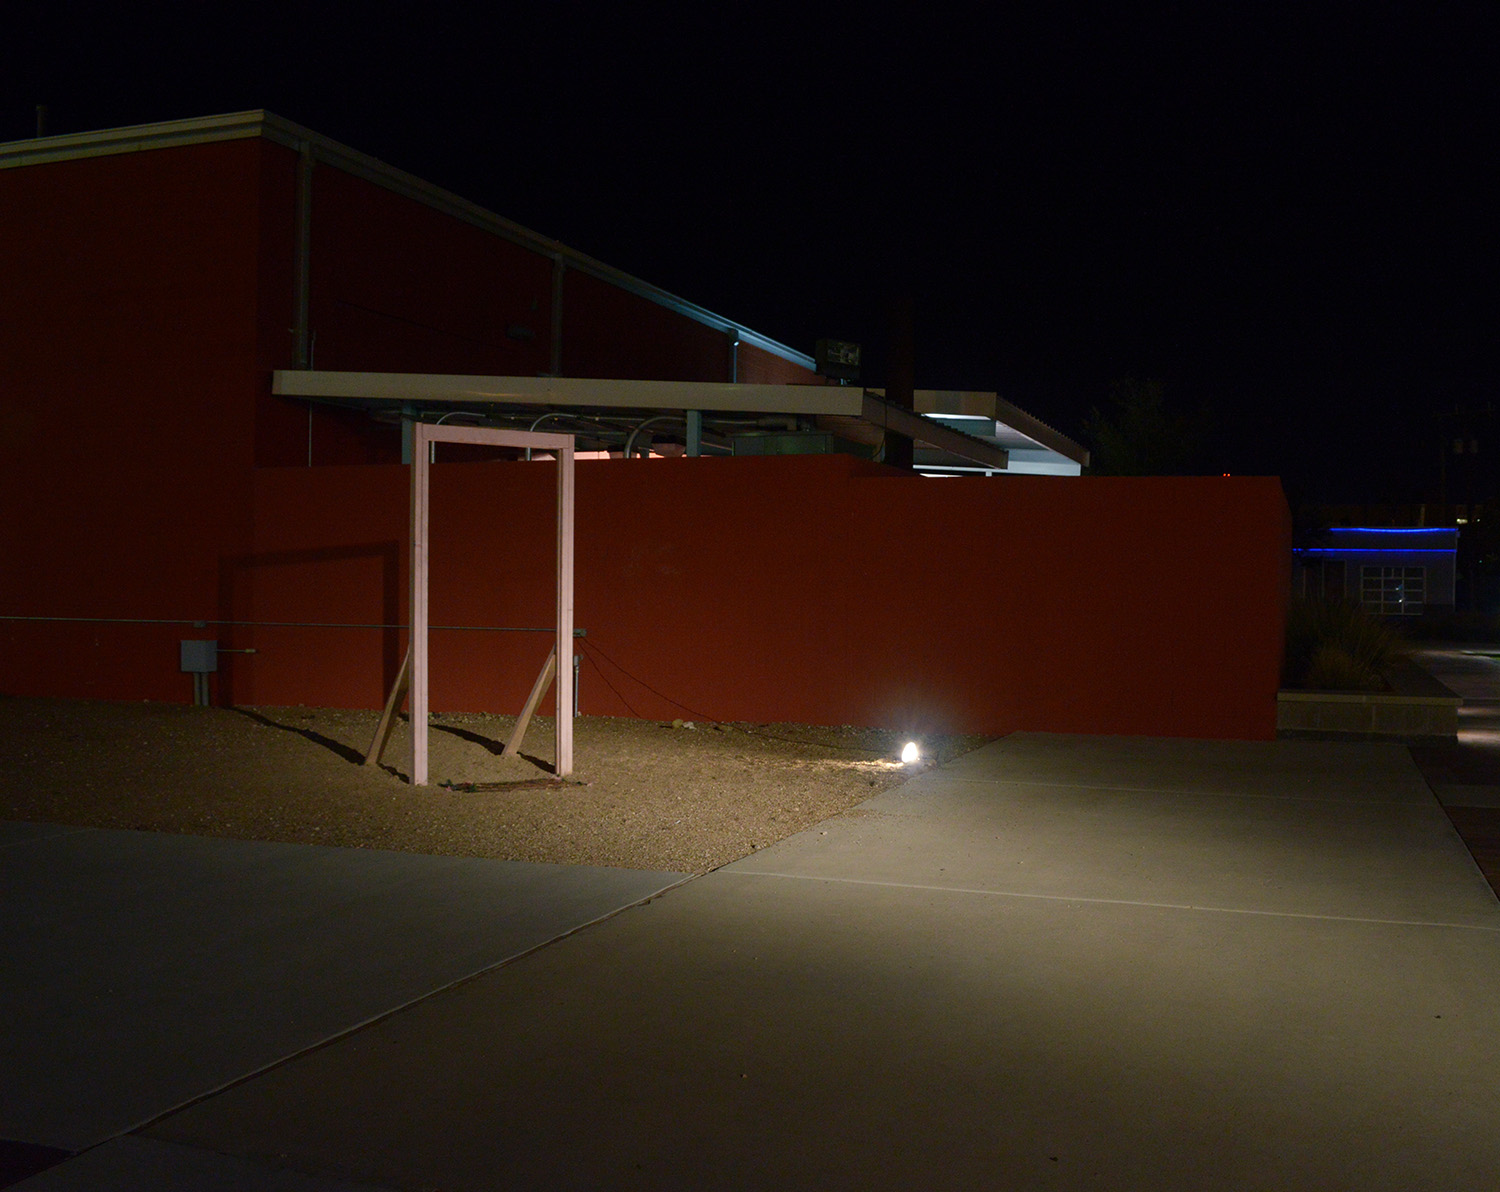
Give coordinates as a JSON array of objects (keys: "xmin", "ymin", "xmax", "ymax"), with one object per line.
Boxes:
[
  {"xmin": 0, "ymin": 110, "xmax": 271, "ymax": 169},
  {"xmin": 991, "ymin": 393, "xmax": 1090, "ymax": 467},
  {"xmin": 273, "ymin": 371, "xmax": 863, "ymax": 416},
  {"xmin": 861, "ymin": 394, "xmax": 1009, "ymax": 471},
  {"xmin": 1001, "ymin": 455, "xmax": 1084, "ymax": 476},
  {"xmin": 0, "ymin": 111, "xmax": 815, "ymax": 373},
  {"xmin": 909, "ymin": 389, "xmax": 1089, "ymax": 467}
]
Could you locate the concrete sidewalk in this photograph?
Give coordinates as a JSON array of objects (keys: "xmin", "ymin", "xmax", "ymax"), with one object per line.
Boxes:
[
  {"xmin": 14, "ymin": 734, "xmax": 1493, "ymax": 1190},
  {"xmin": 0, "ymin": 822, "xmax": 686, "ymax": 1180}
]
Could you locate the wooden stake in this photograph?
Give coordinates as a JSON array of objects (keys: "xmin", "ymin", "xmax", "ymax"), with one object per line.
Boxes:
[
  {"xmin": 364, "ymin": 647, "xmax": 411, "ymax": 767},
  {"xmin": 504, "ymin": 646, "xmax": 557, "ymax": 761}
]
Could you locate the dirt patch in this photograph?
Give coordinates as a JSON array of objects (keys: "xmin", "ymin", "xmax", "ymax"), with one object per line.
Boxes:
[{"xmin": 0, "ymin": 697, "xmax": 991, "ymax": 873}]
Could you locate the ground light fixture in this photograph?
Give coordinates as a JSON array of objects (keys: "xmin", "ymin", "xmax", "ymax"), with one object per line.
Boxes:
[{"xmin": 901, "ymin": 741, "xmax": 920, "ymax": 764}]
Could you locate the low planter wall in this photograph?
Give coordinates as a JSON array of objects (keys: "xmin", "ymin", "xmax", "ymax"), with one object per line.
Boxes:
[{"xmin": 1277, "ymin": 657, "xmax": 1460, "ymax": 744}]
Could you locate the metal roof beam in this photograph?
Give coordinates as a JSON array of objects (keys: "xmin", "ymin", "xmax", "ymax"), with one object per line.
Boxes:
[{"xmin": 273, "ymin": 371, "xmax": 863, "ymax": 416}]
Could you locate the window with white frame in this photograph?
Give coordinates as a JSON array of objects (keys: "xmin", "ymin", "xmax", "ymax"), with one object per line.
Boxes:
[{"xmin": 1360, "ymin": 566, "xmax": 1425, "ymax": 615}]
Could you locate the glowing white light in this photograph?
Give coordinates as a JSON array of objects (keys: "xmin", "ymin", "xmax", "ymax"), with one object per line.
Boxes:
[{"xmin": 901, "ymin": 741, "xmax": 920, "ymax": 764}]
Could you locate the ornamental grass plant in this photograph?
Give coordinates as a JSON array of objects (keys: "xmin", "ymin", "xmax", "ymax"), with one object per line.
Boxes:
[{"xmin": 1282, "ymin": 598, "xmax": 1405, "ymax": 691}]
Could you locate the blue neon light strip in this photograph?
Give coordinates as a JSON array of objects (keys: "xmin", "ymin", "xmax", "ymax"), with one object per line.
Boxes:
[
  {"xmin": 1297, "ymin": 548, "xmax": 1455, "ymax": 555},
  {"xmin": 1328, "ymin": 527, "xmax": 1455, "ymax": 535}
]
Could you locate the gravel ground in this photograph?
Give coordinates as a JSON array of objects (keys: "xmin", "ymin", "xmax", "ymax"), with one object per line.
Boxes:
[{"xmin": 0, "ymin": 697, "xmax": 992, "ymax": 873}]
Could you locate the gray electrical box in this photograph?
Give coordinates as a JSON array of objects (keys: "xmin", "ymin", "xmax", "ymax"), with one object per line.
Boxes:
[{"xmin": 180, "ymin": 640, "xmax": 218, "ymax": 673}]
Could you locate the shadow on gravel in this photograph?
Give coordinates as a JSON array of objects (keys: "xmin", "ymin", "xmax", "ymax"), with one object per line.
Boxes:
[
  {"xmin": 431, "ymin": 722, "xmax": 506, "ymax": 756},
  {"xmin": 232, "ymin": 708, "xmax": 366, "ymax": 766},
  {"xmin": 429, "ymin": 724, "xmax": 555, "ymax": 775}
]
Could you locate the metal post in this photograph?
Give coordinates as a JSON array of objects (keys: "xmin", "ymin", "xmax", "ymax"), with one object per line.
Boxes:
[
  {"xmin": 883, "ymin": 292, "xmax": 916, "ymax": 470},
  {"xmin": 686, "ymin": 409, "xmax": 703, "ymax": 457},
  {"xmin": 293, "ymin": 144, "xmax": 314, "ymax": 369},
  {"xmin": 400, "ymin": 403, "xmax": 415, "ymax": 465},
  {"xmin": 550, "ymin": 257, "xmax": 566, "ymax": 376}
]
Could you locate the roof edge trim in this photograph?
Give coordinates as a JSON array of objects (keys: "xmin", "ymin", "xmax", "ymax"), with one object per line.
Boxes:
[
  {"xmin": 990, "ymin": 393, "xmax": 1091, "ymax": 466},
  {"xmin": 0, "ymin": 110, "xmax": 271, "ymax": 168}
]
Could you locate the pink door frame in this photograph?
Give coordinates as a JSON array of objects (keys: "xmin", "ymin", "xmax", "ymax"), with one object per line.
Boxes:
[{"xmin": 409, "ymin": 423, "xmax": 576, "ymax": 783}]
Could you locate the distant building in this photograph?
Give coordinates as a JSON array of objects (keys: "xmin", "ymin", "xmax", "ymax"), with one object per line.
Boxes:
[{"xmin": 1293, "ymin": 527, "xmax": 1457, "ymax": 615}]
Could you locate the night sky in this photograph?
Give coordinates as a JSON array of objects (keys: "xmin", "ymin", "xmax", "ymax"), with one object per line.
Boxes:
[{"xmin": 5, "ymin": 3, "xmax": 1495, "ymax": 503}]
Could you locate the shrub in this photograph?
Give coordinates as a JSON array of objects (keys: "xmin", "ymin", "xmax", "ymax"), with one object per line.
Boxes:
[{"xmin": 1283, "ymin": 599, "xmax": 1403, "ymax": 691}]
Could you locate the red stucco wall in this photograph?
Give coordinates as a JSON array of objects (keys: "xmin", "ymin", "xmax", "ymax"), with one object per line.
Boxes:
[
  {"xmin": 0, "ymin": 138, "xmax": 266, "ymax": 695},
  {"xmin": 736, "ymin": 341, "xmax": 826, "ymax": 385},
  {"xmin": 560, "ymin": 270, "xmax": 735, "ymax": 381},
  {"xmin": 206, "ymin": 456, "xmax": 1288, "ymax": 739}
]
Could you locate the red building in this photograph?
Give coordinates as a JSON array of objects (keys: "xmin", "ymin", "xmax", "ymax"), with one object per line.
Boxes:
[{"xmin": 0, "ymin": 112, "xmax": 1289, "ymax": 738}]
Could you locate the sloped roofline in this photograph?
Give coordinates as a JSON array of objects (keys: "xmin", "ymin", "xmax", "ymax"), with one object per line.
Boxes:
[
  {"xmin": 2, "ymin": 110, "xmax": 1090, "ymax": 468},
  {"xmin": 0, "ymin": 109, "xmax": 814, "ymax": 371}
]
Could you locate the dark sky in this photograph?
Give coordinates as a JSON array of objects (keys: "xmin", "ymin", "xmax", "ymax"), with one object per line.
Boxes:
[{"xmin": 5, "ymin": 2, "xmax": 1495, "ymax": 502}]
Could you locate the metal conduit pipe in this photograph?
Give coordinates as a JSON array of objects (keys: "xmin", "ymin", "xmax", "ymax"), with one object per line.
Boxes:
[
  {"xmin": 525, "ymin": 410, "xmax": 575, "ymax": 460},
  {"xmin": 430, "ymin": 409, "xmax": 486, "ymax": 462},
  {"xmin": 622, "ymin": 415, "xmax": 684, "ymax": 459},
  {"xmin": 386, "ymin": 408, "xmax": 791, "ymax": 462}
]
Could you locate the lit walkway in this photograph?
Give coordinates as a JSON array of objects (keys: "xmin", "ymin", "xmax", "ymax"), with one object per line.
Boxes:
[{"xmin": 11, "ymin": 734, "xmax": 1494, "ymax": 1190}]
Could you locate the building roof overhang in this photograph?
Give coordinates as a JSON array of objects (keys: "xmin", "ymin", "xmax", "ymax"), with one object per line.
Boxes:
[
  {"xmin": 272, "ymin": 371, "xmax": 1030, "ymax": 471},
  {"xmin": 4, "ymin": 112, "xmax": 1090, "ymax": 475}
]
